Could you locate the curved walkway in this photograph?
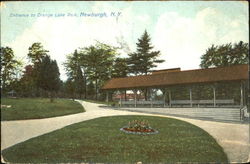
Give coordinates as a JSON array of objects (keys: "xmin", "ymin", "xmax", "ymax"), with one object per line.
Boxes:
[{"xmin": 1, "ymin": 100, "xmax": 249, "ymax": 163}]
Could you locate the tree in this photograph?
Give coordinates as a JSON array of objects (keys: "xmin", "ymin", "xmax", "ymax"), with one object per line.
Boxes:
[
  {"xmin": 27, "ymin": 43, "xmax": 48, "ymax": 64},
  {"xmin": 18, "ymin": 65, "xmax": 36, "ymax": 97},
  {"xmin": 128, "ymin": 30, "xmax": 164, "ymax": 75},
  {"xmin": 64, "ymin": 42, "xmax": 120, "ymax": 100},
  {"xmin": 199, "ymin": 41, "xmax": 249, "ymax": 103},
  {"xmin": 86, "ymin": 81, "xmax": 95, "ymax": 99},
  {"xmin": 80, "ymin": 42, "xmax": 117, "ymax": 100},
  {"xmin": 0, "ymin": 47, "xmax": 22, "ymax": 94},
  {"xmin": 64, "ymin": 78, "xmax": 76, "ymax": 100},
  {"xmin": 112, "ymin": 57, "xmax": 128, "ymax": 78},
  {"xmin": 64, "ymin": 50, "xmax": 85, "ymax": 99},
  {"xmin": 200, "ymin": 41, "xmax": 249, "ymax": 68},
  {"xmin": 27, "ymin": 43, "xmax": 49, "ymax": 96},
  {"xmin": 37, "ymin": 55, "xmax": 61, "ymax": 102},
  {"xmin": 127, "ymin": 30, "xmax": 164, "ymax": 100}
]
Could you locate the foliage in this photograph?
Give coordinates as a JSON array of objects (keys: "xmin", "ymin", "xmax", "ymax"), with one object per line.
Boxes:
[
  {"xmin": 2, "ymin": 116, "xmax": 228, "ymax": 163},
  {"xmin": 17, "ymin": 65, "xmax": 36, "ymax": 97},
  {"xmin": 64, "ymin": 50, "xmax": 85, "ymax": 98},
  {"xmin": 64, "ymin": 79, "xmax": 76, "ymax": 99},
  {"xmin": 170, "ymin": 86, "xmax": 190, "ymax": 100},
  {"xmin": 62, "ymin": 31, "xmax": 165, "ymax": 100},
  {"xmin": 79, "ymin": 42, "xmax": 118, "ymax": 99},
  {"xmin": 1, "ymin": 44, "xmax": 62, "ymax": 98},
  {"xmin": 27, "ymin": 43, "xmax": 48, "ymax": 64},
  {"xmin": 37, "ymin": 55, "xmax": 61, "ymax": 101},
  {"xmin": 26, "ymin": 43, "xmax": 51, "ymax": 96},
  {"xmin": 127, "ymin": 30, "xmax": 164, "ymax": 75},
  {"xmin": 86, "ymin": 81, "xmax": 95, "ymax": 99},
  {"xmin": 64, "ymin": 42, "xmax": 118, "ymax": 100},
  {"xmin": 198, "ymin": 41, "xmax": 248, "ymax": 104},
  {"xmin": 200, "ymin": 41, "xmax": 249, "ymax": 68},
  {"xmin": 112, "ymin": 57, "xmax": 128, "ymax": 78},
  {"xmin": 0, "ymin": 47, "xmax": 22, "ymax": 93}
]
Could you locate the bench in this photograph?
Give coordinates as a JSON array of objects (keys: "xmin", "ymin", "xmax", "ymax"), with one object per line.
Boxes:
[
  {"xmin": 171, "ymin": 99, "xmax": 234, "ymax": 107},
  {"xmin": 171, "ymin": 100, "xmax": 191, "ymax": 105},
  {"xmin": 120, "ymin": 100, "xmax": 164, "ymax": 107},
  {"xmin": 120, "ymin": 99, "xmax": 234, "ymax": 107}
]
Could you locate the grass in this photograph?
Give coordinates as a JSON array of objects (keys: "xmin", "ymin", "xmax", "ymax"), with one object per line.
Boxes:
[
  {"xmin": 2, "ymin": 115, "xmax": 228, "ymax": 163},
  {"xmin": 1, "ymin": 98, "xmax": 85, "ymax": 121}
]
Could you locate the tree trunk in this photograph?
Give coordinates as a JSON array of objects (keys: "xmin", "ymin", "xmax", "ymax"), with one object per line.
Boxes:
[
  {"xmin": 49, "ymin": 91, "xmax": 54, "ymax": 103},
  {"xmin": 84, "ymin": 76, "xmax": 87, "ymax": 99},
  {"xmin": 72, "ymin": 90, "xmax": 75, "ymax": 101},
  {"xmin": 2, "ymin": 76, "xmax": 6, "ymax": 96}
]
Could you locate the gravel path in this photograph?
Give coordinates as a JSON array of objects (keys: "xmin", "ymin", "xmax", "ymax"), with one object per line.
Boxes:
[{"xmin": 1, "ymin": 100, "xmax": 249, "ymax": 163}]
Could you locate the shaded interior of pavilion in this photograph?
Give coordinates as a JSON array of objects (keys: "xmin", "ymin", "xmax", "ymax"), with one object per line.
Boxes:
[{"xmin": 102, "ymin": 64, "xmax": 248, "ymax": 108}]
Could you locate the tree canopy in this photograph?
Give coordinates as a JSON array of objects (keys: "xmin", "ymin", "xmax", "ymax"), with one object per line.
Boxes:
[
  {"xmin": 128, "ymin": 30, "xmax": 164, "ymax": 75},
  {"xmin": 64, "ymin": 42, "xmax": 118, "ymax": 100},
  {"xmin": 15, "ymin": 43, "xmax": 62, "ymax": 99},
  {"xmin": 0, "ymin": 47, "xmax": 22, "ymax": 93},
  {"xmin": 37, "ymin": 55, "xmax": 61, "ymax": 101},
  {"xmin": 28, "ymin": 43, "xmax": 49, "ymax": 64},
  {"xmin": 112, "ymin": 57, "xmax": 128, "ymax": 78},
  {"xmin": 80, "ymin": 42, "xmax": 117, "ymax": 99},
  {"xmin": 64, "ymin": 50, "xmax": 85, "ymax": 98},
  {"xmin": 200, "ymin": 41, "xmax": 249, "ymax": 68}
]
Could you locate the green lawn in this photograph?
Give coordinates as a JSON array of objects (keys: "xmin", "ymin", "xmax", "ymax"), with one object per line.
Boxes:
[
  {"xmin": 1, "ymin": 98, "xmax": 85, "ymax": 121},
  {"xmin": 2, "ymin": 115, "xmax": 228, "ymax": 163}
]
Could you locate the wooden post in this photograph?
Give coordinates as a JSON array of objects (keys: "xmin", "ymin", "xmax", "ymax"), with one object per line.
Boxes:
[
  {"xmin": 164, "ymin": 88, "xmax": 166, "ymax": 107},
  {"xmin": 169, "ymin": 90, "xmax": 172, "ymax": 107},
  {"xmin": 240, "ymin": 81, "xmax": 244, "ymax": 107},
  {"xmin": 151, "ymin": 89, "xmax": 153, "ymax": 108},
  {"xmin": 120, "ymin": 90, "xmax": 122, "ymax": 107},
  {"xmin": 125, "ymin": 90, "xmax": 127, "ymax": 101},
  {"xmin": 189, "ymin": 88, "xmax": 193, "ymax": 107},
  {"xmin": 106, "ymin": 91, "xmax": 109, "ymax": 102},
  {"xmin": 213, "ymin": 85, "xmax": 216, "ymax": 107},
  {"xmin": 134, "ymin": 90, "xmax": 137, "ymax": 108}
]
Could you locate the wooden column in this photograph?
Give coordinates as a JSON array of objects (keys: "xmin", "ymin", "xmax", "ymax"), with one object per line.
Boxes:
[
  {"xmin": 150, "ymin": 89, "xmax": 153, "ymax": 108},
  {"xmin": 106, "ymin": 91, "xmax": 109, "ymax": 103},
  {"xmin": 134, "ymin": 90, "xmax": 137, "ymax": 108},
  {"xmin": 164, "ymin": 88, "xmax": 166, "ymax": 107},
  {"xmin": 213, "ymin": 86, "xmax": 216, "ymax": 107},
  {"xmin": 189, "ymin": 88, "xmax": 193, "ymax": 107},
  {"xmin": 120, "ymin": 91, "xmax": 122, "ymax": 107},
  {"xmin": 240, "ymin": 81, "xmax": 244, "ymax": 107},
  {"xmin": 125, "ymin": 90, "xmax": 127, "ymax": 101},
  {"xmin": 169, "ymin": 90, "xmax": 172, "ymax": 107}
]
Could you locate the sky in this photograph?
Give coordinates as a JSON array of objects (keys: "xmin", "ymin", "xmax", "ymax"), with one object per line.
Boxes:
[{"xmin": 1, "ymin": 1, "xmax": 248, "ymax": 81}]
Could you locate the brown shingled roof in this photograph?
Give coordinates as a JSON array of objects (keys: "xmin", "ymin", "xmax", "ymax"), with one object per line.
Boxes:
[{"xmin": 102, "ymin": 64, "xmax": 248, "ymax": 90}]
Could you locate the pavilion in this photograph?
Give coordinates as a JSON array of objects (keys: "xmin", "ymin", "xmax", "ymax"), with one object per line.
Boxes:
[{"xmin": 102, "ymin": 64, "xmax": 248, "ymax": 108}]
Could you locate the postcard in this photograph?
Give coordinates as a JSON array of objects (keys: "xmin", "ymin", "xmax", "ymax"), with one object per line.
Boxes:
[{"xmin": 1, "ymin": 1, "xmax": 249, "ymax": 163}]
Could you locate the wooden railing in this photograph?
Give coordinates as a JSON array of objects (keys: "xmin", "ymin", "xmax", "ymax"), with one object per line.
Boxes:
[
  {"xmin": 120, "ymin": 99, "xmax": 235, "ymax": 107},
  {"xmin": 120, "ymin": 100, "xmax": 164, "ymax": 106},
  {"xmin": 171, "ymin": 99, "xmax": 234, "ymax": 107}
]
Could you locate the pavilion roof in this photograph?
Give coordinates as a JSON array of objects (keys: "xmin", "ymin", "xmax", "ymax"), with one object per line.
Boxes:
[{"xmin": 102, "ymin": 64, "xmax": 248, "ymax": 90}]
